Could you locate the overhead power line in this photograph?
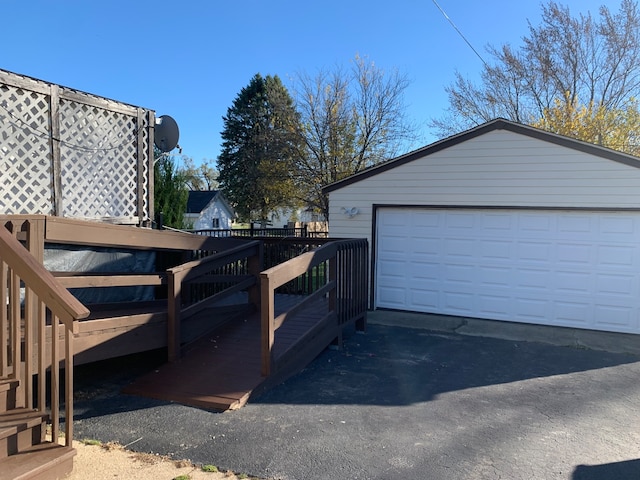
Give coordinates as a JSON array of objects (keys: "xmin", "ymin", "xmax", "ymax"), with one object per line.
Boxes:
[{"xmin": 431, "ymin": 0, "xmax": 488, "ymax": 67}]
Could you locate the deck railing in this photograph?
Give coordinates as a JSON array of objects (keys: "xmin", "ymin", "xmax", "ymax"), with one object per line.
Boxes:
[
  {"xmin": 259, "ymin": 238, "xmax": 368, "ymax": 376},
  {"xmin": 192, "ymin": 225, "xmax": 328, "ymax": 238},
  {"xmin": 166, "ymin": 240, "xmax": 263, "ymax": 361},
  {"xmin": 0, "ymin": 220, "xmax": 89, "ymax": 446}
]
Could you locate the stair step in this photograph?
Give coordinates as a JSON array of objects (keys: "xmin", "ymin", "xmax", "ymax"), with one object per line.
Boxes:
[
  {"xmin": 0, "ymin": 409, "xmax": 47, "ymax": 460},
  {"xmin": 0, "ymin": 379, "xmax": 19, "ymax": 413},
  {"xmin": 0, "ymin": 442, "xmax": 76, "ymax": 480},
  {"xmin": 0, "ymin": 409, "xmax": 47, "ymax": 429}
]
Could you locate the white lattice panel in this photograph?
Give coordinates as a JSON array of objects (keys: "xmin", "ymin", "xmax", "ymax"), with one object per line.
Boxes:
[
  {"xmin": 0, "ymin": 69, "xmax": 153, "ymax": 223},
  {"xmin": 140, "ymin": 117, "xmax": 150, "ymax": 221},
  {"xmin": 59, "ymin": 100, "xmax": 139, "ymax": 218},
  {"xmin": 0, "ymin": 84, "xmax": 54, "ymax": 214}
]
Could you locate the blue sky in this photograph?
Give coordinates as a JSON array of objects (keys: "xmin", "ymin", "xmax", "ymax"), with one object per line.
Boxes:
[{"xmin": 2, "ymin": 0, "xmax": 619, "ymax": 167}]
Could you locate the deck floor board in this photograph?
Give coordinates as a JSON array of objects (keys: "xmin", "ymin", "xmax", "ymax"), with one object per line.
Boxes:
[{"xmin": 123, "ymin": 295, "xmax": 333, "ymax": 411}]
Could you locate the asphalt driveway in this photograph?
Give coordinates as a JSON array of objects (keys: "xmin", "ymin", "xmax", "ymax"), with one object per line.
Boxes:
[{"xmin": 73, "ymin": 314, "xmax": 640, "ymax": 480}]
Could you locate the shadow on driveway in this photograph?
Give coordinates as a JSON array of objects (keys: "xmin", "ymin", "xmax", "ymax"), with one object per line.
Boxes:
[
  {"xmin": 72, "ymin": 323, "xmax": 640, "ymax": 480},
  {"xmin": 72, "ymin": 323, "xmax": 638, "ymax": 416},
  {"xmin": 253, "ymin": 324, "xmax": 639, "ymax": 407},
  {"xmin": 572, "ymin": 458, "xmax": 640, "ymax": 480}
]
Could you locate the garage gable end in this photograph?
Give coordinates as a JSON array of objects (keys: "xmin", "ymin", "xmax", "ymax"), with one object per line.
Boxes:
[{"xmin": 324, "ymin": 118, "xmax": 640, "ymax": 195}]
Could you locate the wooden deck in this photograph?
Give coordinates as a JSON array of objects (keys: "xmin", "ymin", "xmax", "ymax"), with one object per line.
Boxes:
[{"xmin": 123, "ymin": 295, "xmax": 336, "ymax": 411}]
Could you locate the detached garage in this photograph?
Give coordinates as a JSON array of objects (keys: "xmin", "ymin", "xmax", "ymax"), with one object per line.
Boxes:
[{"xmin": 324, "ymin": 119, "xmax": 640, "ymax": 335}]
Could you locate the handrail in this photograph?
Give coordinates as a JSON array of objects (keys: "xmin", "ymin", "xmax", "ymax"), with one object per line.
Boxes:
[
  {"xmin": 259, "ymin": 239, "xmax": 368, "ymax": 376},
  {"xmin": 260, "ymin": 242, "xmax": 337, "ymax": 289},
  {"xmin": 0, "ymin": 222, "xmax": 90, "ymax": 452},
  {"xmin": 166, "ymin": 239, "xmax": 263, "ymax": 361}
]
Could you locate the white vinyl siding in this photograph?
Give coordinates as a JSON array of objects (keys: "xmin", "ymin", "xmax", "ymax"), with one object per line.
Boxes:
[{"xmin": 328, "ymin": 130, "xmax": 640, "ymax": 246}]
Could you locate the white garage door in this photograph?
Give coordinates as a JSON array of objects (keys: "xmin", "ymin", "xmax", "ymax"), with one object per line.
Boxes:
[{"xmin": 376, "ymin": 208, "xmax": 640, "ymax": 334}]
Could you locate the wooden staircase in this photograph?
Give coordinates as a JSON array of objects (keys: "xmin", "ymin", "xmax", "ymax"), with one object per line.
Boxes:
[
  {"xmin": 0, "ymin": 220, "xmax": 89, "ymax": 480},
  {"xmin": 0, "ymin": 376, "xmax": 75, "ymax": 480}
]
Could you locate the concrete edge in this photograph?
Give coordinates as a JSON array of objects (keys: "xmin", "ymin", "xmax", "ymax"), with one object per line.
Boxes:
[{"xmin": 367, "ymin": 310, "xmax": 640, "ymax": 356}]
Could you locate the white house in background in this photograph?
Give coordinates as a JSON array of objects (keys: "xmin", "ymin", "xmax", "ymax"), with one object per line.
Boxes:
[
  {"xmin": 323, "ymin": 118, "xmax": 640, "ymax": 337},
  {"xmin": 266, "ymin": 206, "xmax": 325, "ymax": 227},
  {"xmin": 185, "ymin": 190, "xmax": 235, "ymax": 230}
]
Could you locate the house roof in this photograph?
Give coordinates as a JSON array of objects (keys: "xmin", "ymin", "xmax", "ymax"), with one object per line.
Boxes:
[
  {"xmin": 186, "ymin": 190, "xmax": 220, "ymax": 214},
  {"xmin": 322, "ymin": 118, "xmax": 640, "ymax": 194}
]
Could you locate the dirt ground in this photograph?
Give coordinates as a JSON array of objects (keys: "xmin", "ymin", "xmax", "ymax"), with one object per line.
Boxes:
[{"xmin": 64, "ymin": 439, "xmax": 258, "ymax": 480}]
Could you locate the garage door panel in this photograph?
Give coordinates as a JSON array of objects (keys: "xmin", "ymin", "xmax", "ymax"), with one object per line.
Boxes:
[
  {"xmin": 596, "ymin": 273, "xmax": 636, "ymax": 296},
  {"xmin": 477, "ymin": 294, "xmax": 512, "ymax": 316},
  {"xmin": 442, "ymin": 291, "xmax": 475, "ymax": 314},
  {"xmin": 409, "ymin": 262, "xmax": 440, "ymax": 280},
  {"xmin": 557, "ymin": 215, "xmax": 593, "ymax": 238},
  {"xmin": 408, "ymin": 289, "xmax": 439, "ymax": 310},
  {"xmin": 513, "ymin": 297, "xmax": 550, "ymax": 321},
  {"xmin": 380, "ymin": 211, "xmax": 410, "ymax": 227},
  {"xmin": 600, "ymin": 216, "xmax": 636, "ymax": 235},
  {"xmin": 413, "ymin": 210, "xmax": 441, "ymax": 227},
  {"xmin": 555, "ymin": 270, "xmax": 593, "ymax": 294},
  {"xmin": 594, "ymin": 304, "xmax": 636, "ymax": 330},
  {"xmin": 516, "ymin": 241, "xmax": 553, "ymax": 263},
  {"xmin": 556, "ymin": 301, "xmax": 592, "ymax": 325},
  {"xmin": 443, "ymin": 264, "xmax": 474, "ymax": 284},
  {"xmin": 518, "ymin": 214, "xmax": 554, "ymax": 236},
  {"xmin": 412, "ymin": 237, "xmax": 441, "ymax": 256},
  {"xmin": 478, "ymin": 266, "xmax": 512, "ymax": 287},
  {"xmin": 445, "ymin": 212, "xmax": 476, "ymax": 229},
  {"xmin": 557, "ymin": 243, "xmax": 593, "ymax": 265},
  {"xmin": 377, "ymin": 258, "xmax": 406, "ymax": 279},
  {"xmin": 515, "ymin": 268, "xmax": 550, "ymax": 290},
  {"xmin": 377, "ymin": 286, "xmax": 407, "ymax": 308},
  {"xmin": 376, "ymin": 208, "xmax": 640, "ymax": 335},
  {"xmin": 378, "ymin": 235, "xmax": 408, "ymax": 255},
  {"xmin": 481, "ymin": 213, "xmax": 513, "ymax": 230},
  {"xmin": 597, "ymin": 245, "xmax": 636, "ymax": 268},
  {"xmin": 444, "ymin": 238, "xmax": 476, "ymax": 257},
  {"xmin": 480, "ymin": 240, "xmax": 512, "ymax": 260}
]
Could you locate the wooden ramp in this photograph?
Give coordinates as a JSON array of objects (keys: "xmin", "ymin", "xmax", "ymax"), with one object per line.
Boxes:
[{"xmin": 123, "ymin": 295, "xmax": 335, "ymax": 411}]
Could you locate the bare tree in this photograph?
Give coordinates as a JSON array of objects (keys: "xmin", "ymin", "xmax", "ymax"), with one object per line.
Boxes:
[
  {"xmin": 292, "ymin": 55, "xmax": 417, "ymax": 219},
  {"xmin": 180, "ymin": 157, "xmax": 219, "ymax": 191},
  {"xmin": 432, "ymin": 0, "xmax": 640, "ymax": 141}
]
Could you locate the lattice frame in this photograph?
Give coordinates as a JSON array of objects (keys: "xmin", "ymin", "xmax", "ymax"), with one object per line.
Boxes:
[
  {"xmin": 0, "ymin": 83, "xmax": 54, "ymax": 214},
  {"xmin": 0, "ymin": 69, "xmax": 154, "ymax": 224}
]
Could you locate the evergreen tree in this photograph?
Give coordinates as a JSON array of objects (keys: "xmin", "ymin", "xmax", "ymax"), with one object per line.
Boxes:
[
  {"xmin": 153, "ymin": 150, "xmax": 189, "ymax": 229},
  {"xmin": 217, "ymin": 74, "xmax": 301, "ymax": 223}
]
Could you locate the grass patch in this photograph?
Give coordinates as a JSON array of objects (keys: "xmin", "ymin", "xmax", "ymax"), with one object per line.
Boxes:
[
  {"xmin": 80, "ymin": 438, "xmax": 101, "ymax": 446},
  {"xmin": 172, "ymin": 475, "xmax": 191, "ymax": 480},
  {"xmin": 202, "ymin": 464, "xmax": 219, "ymax": 472}
]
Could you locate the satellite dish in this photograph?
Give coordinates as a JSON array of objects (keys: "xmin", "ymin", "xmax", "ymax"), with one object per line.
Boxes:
[{"xmin": 154, "ymin": 115, "xmax": 180, "ymax": 152}]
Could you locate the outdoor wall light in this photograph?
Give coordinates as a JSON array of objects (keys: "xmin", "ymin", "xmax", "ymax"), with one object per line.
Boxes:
[{"xmin": 341, "ymin": 207, "xmax": 359, "ymax": 218}]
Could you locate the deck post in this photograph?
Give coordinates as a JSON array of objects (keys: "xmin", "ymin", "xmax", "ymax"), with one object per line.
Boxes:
[
  {"xmin": 167, "ymin": 270, "xmax": 182, "ymax": 362},
  {"xmin": 248, "ymin": 242, "xmax": 263, "ymax": 310},
  {"xmin": 328, "ymin": 254, "xmax": 341, "ymax": 348},
  {"xmin": 260, "ymin": 273, "xmax": 274, "ymax": 376}
]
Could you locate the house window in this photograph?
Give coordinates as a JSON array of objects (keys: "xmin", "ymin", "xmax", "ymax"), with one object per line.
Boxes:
[{"xmin": 212, "ymin": 218, "xmax": 220, "ymax": 229}]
